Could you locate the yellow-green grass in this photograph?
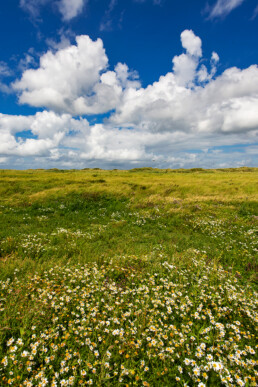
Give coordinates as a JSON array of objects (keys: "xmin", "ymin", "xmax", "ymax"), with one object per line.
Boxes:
[{"xmin": 0, "ymin": 168, "xmax": 257, "ymax": 206}]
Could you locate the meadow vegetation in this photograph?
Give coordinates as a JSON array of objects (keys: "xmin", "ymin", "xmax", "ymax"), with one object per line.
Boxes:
[{"xmin": 0, "ymin": 168, "xmax": 257, "ymax": 386}]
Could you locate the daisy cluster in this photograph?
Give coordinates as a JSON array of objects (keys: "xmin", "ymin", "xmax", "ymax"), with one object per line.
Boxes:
[
  {"xmin": 0, "ymin": 254, "xmax": 257, "ymax": 386},
  {"xmin": 190, "ymin": 217, "xmax": 258, "ymax": 259},
  {"xmin": 1, "ymin": 228, "xmax": 97, "ymax": 258}
]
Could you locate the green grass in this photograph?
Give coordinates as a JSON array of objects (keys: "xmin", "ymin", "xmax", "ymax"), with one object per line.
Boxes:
[{"xmin": 0, "ymin": 168, "xmax": 257, "ymax": 386}]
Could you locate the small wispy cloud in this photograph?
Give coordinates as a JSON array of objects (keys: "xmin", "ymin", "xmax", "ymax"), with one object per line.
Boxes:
[
  {"xmin": 207, "ymin": 0, "xmax": 245, "ymax": 19},
  {"xmin": 58, "ymin": 0, "xmax": 86, "ymax": 21},
  {"xmin": 0, "ymin": 62, "xmax": 12, "ymax": 94},
  {"xmin": 100, "ymin": 0, "xmax": 163, "ymax": 31},
  {"xmin": 0, "ymin": 62, "xmax": 12, "ymax": 78},
  {"xmin": 19, "ymin": 0, "xmax": 50, "ymax": 20},
  {"xmin": 100, "ymin": 0, "xmax": 118, "ymax": 31},
  {"xmin": 20, "ymin": 0, "xmax": 86, "ymax": 22},
  {"xmin": 134, "ymin": 0, "xmax": 164, "ymax": 4},
  {"xmin": 251, "ymin": 4, "xmax": 258, "ymax": 20},
  {"xmin": 46, "ymin": 29, "xmax": 75, "ymax": 51}
]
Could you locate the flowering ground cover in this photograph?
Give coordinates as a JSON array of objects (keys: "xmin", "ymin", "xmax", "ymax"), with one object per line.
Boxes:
[{"xmin": 0, "ymin": 168, "xmax": 257, "ymax": 386}]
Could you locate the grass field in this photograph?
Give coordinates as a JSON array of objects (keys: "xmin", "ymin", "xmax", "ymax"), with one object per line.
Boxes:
[{"xmin": 0, "ymin": 168, "xmax": 257, "ymax": 386}]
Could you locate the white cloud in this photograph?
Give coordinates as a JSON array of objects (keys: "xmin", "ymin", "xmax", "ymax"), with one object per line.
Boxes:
[
  {"xmin": 115, "ymin": 63, "xmax": 140, "ymax": 89},
  {"xmin": 172, "ymin": 30, "xmax": 203, "ymax": 86},
  {"xmin": 173, "ymin": 53, "xmax": 199, "ymax": 86},
  {"xmin": 211, "ymin": 52, "xmax": 219, "ymax": 62},
  {"xmin": 219, "ymin": 97, "xmax": 258, "ymax": 132},
  {"xmin": 208, "ymin": 0, "xmax": 245, "ymax": 19},
  {"xmin": 13, "ymin": 36, "xmax": 140, "ymax": 116},
  {"xmin": 197, "ymin": 52, "xmax": 219, "ymax": 83},
  {"xmin": 14, "ymin": 134, "xmax": 64, "ymax": 157},
  {"xmin": 0, "ymin": 109, "xmax": 257, "ymax": 168},
  {"xmin": 0, "ymin": 114, "xmax": 34, "ymax": 135},
  {"xmin": 58, "ymin": 0, "xmax": 86, "ymax": 21},
  {"xmin": 2, "ymin": 29, "xmax": 258, "ymax": 169},
  {"xmin": 111, "ymin": 63, "xmax": 258, "ymax": 137},
  {"xmin": 0, "ymin": 111, "xmax": 88, "ymax": 157},
  {"xmin": 111, "ymin": 30, "xmax": 258, "ymax": 139},
  {"xmin": 79, "ymin": 125, "xmax": 147, "ymax": 161},
  {"xmin": 180, "ymin": 30, "xmax": 202, "ymax": 58},
  {"xmin": 30, "ymin": 111, "xmax": 72, "ymax": 138}
]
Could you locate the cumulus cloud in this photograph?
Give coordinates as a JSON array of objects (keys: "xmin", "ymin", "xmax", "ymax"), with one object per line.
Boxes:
[
  {"xmin": 112, "ymin": 63, "xmax": 258, "ymax": 136},
  {"xmin": 207, "ymin": 0, "xmax": 245, "ymax": 19},
  {"xmin": 1, "ymin": 110, "xmax": 256, "ymax": 169},
  {"xmin": 180, "ymin": 30, "xmax": 202, "ymax": 57},
  {"xmin": 1, "ymin": 29, "xmax": 258, "ymax": 169},
  {"xmin": 0, "ymin": 111, "xmax": 88, "ymax": 157},
  {"xmin": 115, "ymin": 63, "xmax": 140, "ymax": 89},
  {"xmin": 172, "ymin": 30, "xmax": 203, "ymax": 86},
  {"xmin": 13, "ymin": 35, "xmax": 140, "ymax": 115},
  {"xmin": 0, "ymin": 111, "xmax": 148, "ymax": 162},
  {"xmin": 111, "ymin": 30, "xmax": 258, "ymax": 139}
]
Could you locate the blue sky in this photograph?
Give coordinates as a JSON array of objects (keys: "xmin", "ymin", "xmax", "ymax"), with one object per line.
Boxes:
[{"xmin": 0, "ymin": 0, "xmax": 257, "ymax": 169}]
